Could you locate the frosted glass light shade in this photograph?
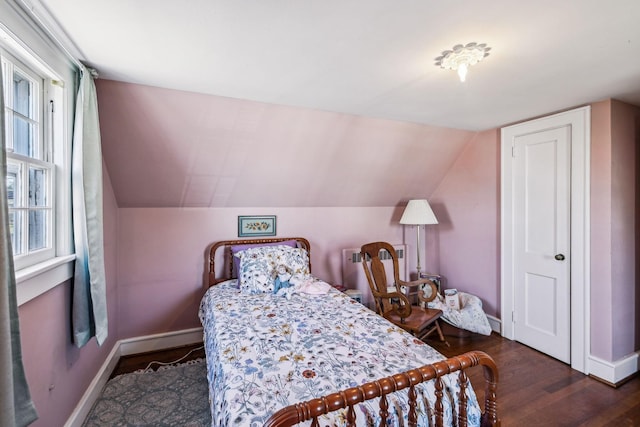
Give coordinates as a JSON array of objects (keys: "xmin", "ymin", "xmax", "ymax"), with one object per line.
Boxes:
[
  {"xmin": 399, "ymin": 199, "xmax": 438, "ymax": 225},
  {"xmin": 457, "ymin": 63, "xmax": 468, "ymax": 82},
  {"xmin": 435, "ymin": 42, "xmax": 491, "ymax": 82}
]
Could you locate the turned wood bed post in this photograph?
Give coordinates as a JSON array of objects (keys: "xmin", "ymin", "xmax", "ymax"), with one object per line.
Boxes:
[
  {"xmin": 263, "ymin": 350, "xmax": 500, "ymax": 427},
  {"xmin": 457, "ymin": 369, "xmax": 469, "ymax": 427},
  {"xmin": 479, "ymin": 352, "xmax": 500, "ymax": 427}
]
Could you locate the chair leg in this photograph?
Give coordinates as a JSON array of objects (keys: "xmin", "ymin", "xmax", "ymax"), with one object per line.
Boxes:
[
  {"xmin": 417, "ymin": 321, "xmax": 450, "ymax": 347},
  {"xmin": 434, "ymin": 320, "xmax": 450, "ymax": 347}
]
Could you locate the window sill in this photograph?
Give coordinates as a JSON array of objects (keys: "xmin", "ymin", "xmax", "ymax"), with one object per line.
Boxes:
[{"xmin": 16, "ymin": 255, "xmax": 76, "ymax": 306}]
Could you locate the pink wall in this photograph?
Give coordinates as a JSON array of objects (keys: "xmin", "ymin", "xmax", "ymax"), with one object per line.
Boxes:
[
  {"xmin": 589, "ymin": 100, "xmax": 640, "ymax": 361},
  {"xmin": 116, "ymin": 206, "xmax": 414, "ymax": 338},
  {"xmin": 610, "ymin": 100, "xmax": 639, "ymax": 360},
  {"xmin": 429, "ymin": 129, "xmax": 501, "ymax": 317},
  {"xmin": 110, "ymin": 130, "xmax": 507, "ymax": 340},
  {"xmin": 590, "ymin": 100, "xmax": 614, "ymax": 360},
  {"xmin": 18, "ymin": 164, "xmax": 119, "ymax": 426},
  {"xmin": 95, "ymin": 80, "xmax": 485, "ymax": 339}
]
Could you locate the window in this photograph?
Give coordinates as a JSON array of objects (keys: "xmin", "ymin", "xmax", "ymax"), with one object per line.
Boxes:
[
  {"xmin": 1, "ymin": 11, "xmax": 75, "ymax": 305},
  {"xmin": 2, "ymin": 50, "xmax": 54, "ymax": 270}
]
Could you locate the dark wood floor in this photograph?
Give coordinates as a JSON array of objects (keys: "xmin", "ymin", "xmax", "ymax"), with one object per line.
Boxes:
[
  {"xmin": 428, "ymin": 331, "xmax": 640, "ymax": 426},
  {"xmin": 110, "ymin": 334, "xmax": 639, "ymax": 426},
  {"xmin": 110, "ymin": 343, "xmax": 205, "ymax": 379}
]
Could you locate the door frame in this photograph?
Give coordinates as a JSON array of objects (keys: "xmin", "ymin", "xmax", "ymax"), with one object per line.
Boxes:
[{"xmin": 501, "ymin": 106, "xmax": 591, "ymax": 374}]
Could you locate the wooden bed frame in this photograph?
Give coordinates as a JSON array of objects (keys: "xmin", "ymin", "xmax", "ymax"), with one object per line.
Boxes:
[{"xmin": 205, "ymin": 237, "xmax": 500, "ymax": 427}]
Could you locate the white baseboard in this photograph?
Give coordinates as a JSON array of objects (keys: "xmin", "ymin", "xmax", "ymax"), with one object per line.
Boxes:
[
  {"xmin": 65, "ymin": 327, "xmax": 204, "ymax": 427},
  {"xmin": 63, "ymin": 342, "xmax": 121, "ymax": 427},
  {"xmin": 487, "ymin": 314, "xmax": 501, "ymax": 334},
  {"xmin": 119, "ymin": 327, "xmax": 203, "ymax": 356},
  {"xmin": 588, "ymin": 352, "xmax": 639, "ymax": 386}
]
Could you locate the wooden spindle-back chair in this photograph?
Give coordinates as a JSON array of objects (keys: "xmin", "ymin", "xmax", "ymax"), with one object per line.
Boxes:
[{"xmin": 360, "ymin": 241, "xmax": 447, "ymax": 345}]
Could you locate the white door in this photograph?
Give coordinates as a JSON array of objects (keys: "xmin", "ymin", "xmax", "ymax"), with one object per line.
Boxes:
[
  {"xmin": 512, "ymin": 127, "xmax": 571, "ymax": 363},
  {"xmin": 502, "ymin": 106, "xmax": 590, "ymax": 374}
]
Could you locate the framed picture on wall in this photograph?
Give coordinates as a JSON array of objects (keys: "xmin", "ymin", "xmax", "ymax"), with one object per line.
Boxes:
[{"xmin": 238, "ymin": 215, "xmax": 277, "ymax": 237}]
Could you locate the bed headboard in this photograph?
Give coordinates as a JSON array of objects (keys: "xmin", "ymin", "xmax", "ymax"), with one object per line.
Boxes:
[{"xmin": 207, "ymin": 237, "xmax": 311, "ymax": 287}]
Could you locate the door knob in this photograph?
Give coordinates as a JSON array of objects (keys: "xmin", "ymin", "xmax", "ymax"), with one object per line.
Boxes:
[{"xmin": 555, "ymin": 254, "xmax": 565, "ymax": 261}]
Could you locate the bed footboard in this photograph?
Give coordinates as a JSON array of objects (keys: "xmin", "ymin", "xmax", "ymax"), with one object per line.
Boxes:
[{"xmin": 264, "ymin": 350, "xmax": 499, "ymax": 427}]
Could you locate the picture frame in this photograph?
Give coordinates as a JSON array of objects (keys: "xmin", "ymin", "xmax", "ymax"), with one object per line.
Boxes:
[{"xmin": 238, "ymin": 215, "xmax": 277, "ymax": 237}]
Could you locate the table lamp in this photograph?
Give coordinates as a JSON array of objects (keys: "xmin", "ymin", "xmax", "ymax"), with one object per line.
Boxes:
[{"xmin": 399, "ymin": 199, "xmax": 438, "ymax": 277}]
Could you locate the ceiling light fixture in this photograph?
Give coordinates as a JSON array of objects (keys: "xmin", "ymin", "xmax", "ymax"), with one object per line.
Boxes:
[{"xmin": 435, "ymin": 42, "xmax": 491, "ymax": 82}]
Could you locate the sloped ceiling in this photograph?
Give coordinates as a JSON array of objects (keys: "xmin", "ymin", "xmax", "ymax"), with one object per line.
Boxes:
[{"xmin": 97, "ymin": 80, "xmax": 475, "ymax": 207}]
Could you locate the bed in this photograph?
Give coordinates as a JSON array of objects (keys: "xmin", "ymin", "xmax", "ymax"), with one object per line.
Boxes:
[{"xmin": 199, "ymin": 237, "xmax": 500, "ymax": 427}]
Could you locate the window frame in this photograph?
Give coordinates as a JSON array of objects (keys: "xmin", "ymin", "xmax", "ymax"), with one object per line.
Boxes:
[
  {"xmin": 1, "ymin": 25, "xmax": 75, "ymax": 305},
  {"xmin": 2, "ymin": 52, "xmax": 56, "ymax": 269}
]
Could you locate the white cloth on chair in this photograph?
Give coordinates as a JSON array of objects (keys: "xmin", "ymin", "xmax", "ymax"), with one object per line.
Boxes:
[{"xmin": 428, "ymin": 291, "xmax": 492, "ymax": 336}]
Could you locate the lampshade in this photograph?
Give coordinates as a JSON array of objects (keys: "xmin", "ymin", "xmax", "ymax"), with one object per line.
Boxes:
[{"xmin": 399, "ymin": 199, "xmax": 438, "ymax": 225}]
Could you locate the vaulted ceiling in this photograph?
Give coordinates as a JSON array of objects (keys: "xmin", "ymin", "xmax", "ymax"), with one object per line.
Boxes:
[{"xmin": 96, "ymin": 80, "xmax": 476, "ymax": 207}]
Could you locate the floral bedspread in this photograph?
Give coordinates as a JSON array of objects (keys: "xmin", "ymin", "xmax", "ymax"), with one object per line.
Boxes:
[{"xmin": 198, "ymin": 280, "xmax": 482, "ymax": 427}]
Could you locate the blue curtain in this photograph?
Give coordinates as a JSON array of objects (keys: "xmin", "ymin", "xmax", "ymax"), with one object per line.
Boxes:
[
  {"xmin": 72, "ymin": 66, "xmax": 108, "ymax": 347},
  {"xmin": 0, "ymin": 52, "xmax": 38, "ymax": 427}
]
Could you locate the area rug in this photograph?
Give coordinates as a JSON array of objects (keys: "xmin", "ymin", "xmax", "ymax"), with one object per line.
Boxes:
[{"xmin": 83, "ymin": 359, "xmax": 211, "ymax": 427}]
